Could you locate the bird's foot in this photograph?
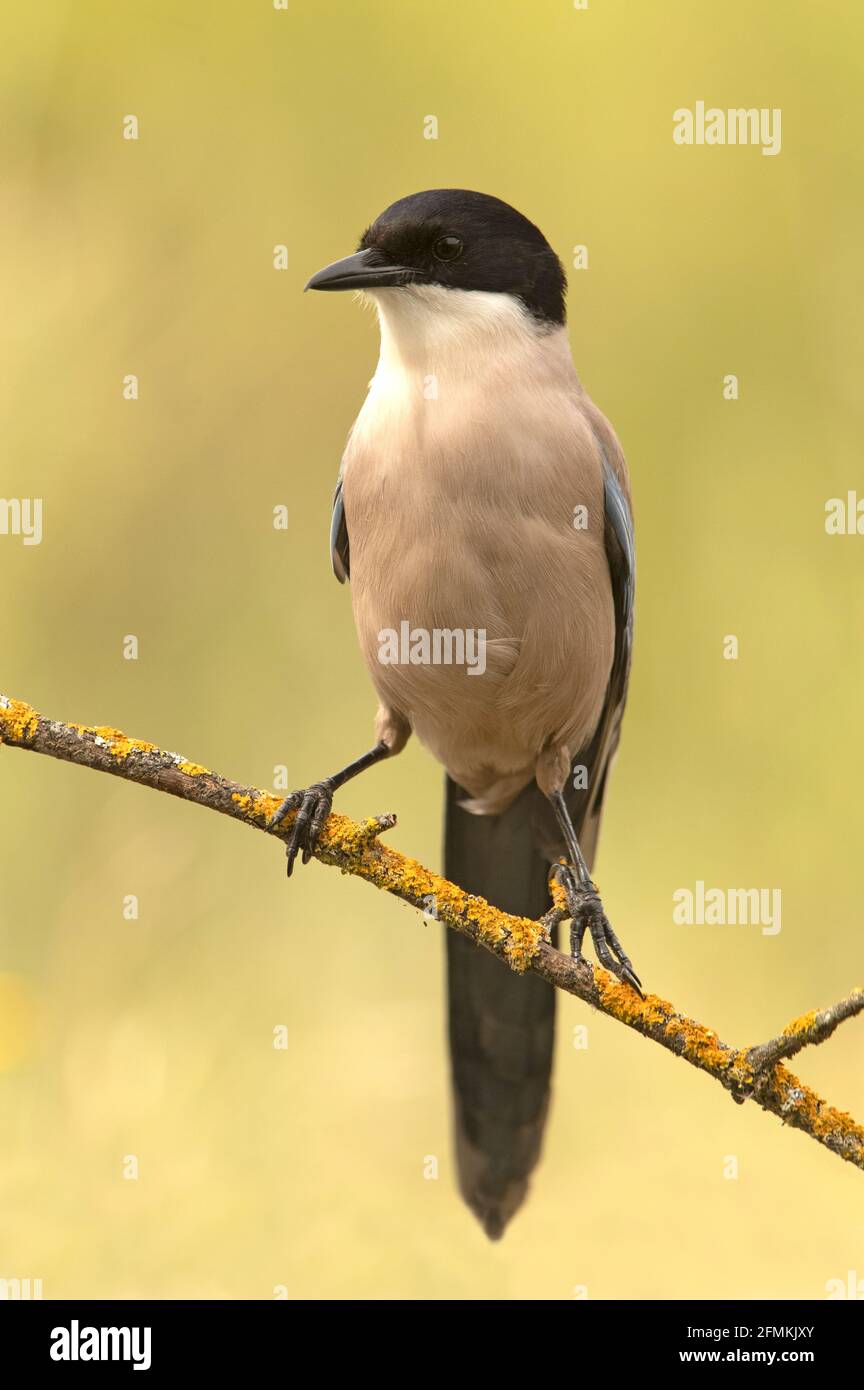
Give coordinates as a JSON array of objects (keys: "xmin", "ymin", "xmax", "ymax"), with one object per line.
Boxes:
[
  {"xmin": 557, "ymin": 865, "xmax": 643, "ymax": 996},
  {"xmin": 266, "ymin": 780, "xmax": 335, "ymax": 877}
]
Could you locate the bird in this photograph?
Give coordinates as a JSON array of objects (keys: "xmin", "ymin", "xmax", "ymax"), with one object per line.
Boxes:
[{"xmin": 268, "ymin": 188, "xmax": 641, "ymax": 1239}]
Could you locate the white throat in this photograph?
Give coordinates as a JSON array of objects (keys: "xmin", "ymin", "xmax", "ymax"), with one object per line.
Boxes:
[{"xmin": 365, "ymin": 284, "xmax": 560, "ymax": 383}]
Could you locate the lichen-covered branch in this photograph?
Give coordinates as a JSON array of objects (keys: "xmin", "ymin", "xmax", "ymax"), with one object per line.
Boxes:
[
  {"xmin": 746, "ymin": 993, "xmax": 864, "ymax": 1074},
  {"xmin": 2, "ymin": 693, "xmax": 863, "ymax": 1172}
]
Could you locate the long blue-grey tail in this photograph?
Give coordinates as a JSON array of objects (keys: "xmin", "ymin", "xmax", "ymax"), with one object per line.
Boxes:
[{"xmin": 444, "ymin": 776, "xmax": 558, "ymax": 1239}]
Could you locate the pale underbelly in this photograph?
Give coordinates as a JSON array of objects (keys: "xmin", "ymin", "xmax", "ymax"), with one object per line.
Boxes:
[{"xmin": 347, "ymin": 521, "xmax": 614, "ymax": 795}]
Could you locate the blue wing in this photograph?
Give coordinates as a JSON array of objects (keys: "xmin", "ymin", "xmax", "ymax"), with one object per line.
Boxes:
[
  {"xmin": 600, "ymin": 449, "xmax": 635, "ymax": 745},
  {"xmin": 330, "ymin": 468, "xmax": 349, "ymax": 583},
  {"xmin": 549, "ymin": 439, "xmax": 635, "ymax": 865}
]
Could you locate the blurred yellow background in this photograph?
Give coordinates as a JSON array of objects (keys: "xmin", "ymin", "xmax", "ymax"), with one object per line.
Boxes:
[{"xmin": 2, "ymin": 0, "xmax": 863, "ymax": 1300}]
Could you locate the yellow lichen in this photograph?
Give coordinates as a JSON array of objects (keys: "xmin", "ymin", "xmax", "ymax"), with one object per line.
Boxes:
[
  {"xmin": 547, "ymin": 873, "xmax": 569, "ymax": 914},
  {"xmin": 594, "ymin": 971, "xmax": 754, "ymax": 1084},
  {"xmin": 781, "ymin": 1009, "xmax": 818, "ymax": 1041},
  {"xmin": 66, "ymin": 722, "xmax": 158, "ymax": 761},
  {"xmin": 311, "ymin": 812, "xmax": 542, "ymax": 971},
  {"xmin": 1, "ymin": 696, "xmax": 215, "ymax": 778},
  {"xmin": 770, "ymin": 1064, "xmax": 864, "ymax": 1155},
  {"xmin": 231, "ymin": 790, "xmax": 281, "ymax": 823},
  {"xmin": 0, "ymin": 697, "xmax": 39, "ymax": 743}
]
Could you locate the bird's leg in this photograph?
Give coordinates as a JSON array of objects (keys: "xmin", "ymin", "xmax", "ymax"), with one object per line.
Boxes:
[
  {"xmin": 267, "ymin": 741, "xmax": 390, "ymax": 877},
  {"xmin": 548, "ymin": 789, "xmax": 643, "ymax": 996}
]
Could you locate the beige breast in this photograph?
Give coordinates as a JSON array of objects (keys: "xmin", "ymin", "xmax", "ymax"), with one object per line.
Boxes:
[{"xmin": 341, "ymin": 286, "xmax": 623, "ymax": 810}]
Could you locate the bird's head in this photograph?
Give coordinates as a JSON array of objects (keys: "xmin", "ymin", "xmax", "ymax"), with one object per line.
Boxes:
[{"xmin": 305, "ymin": 189, "xmax": 567, "ymax": 329}]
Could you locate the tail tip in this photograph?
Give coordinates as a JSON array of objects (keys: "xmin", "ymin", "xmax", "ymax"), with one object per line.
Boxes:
[
  {"xmin": 481, "ymin": 1209, "xmax": 507, "ymax": 1241},
  {"xmin": 454, "ymin": 1114, "xmax": 539, "ymax": 1241},
  {"xmin": 466, "ymin": 1187, "xmax": 525, "ymax": 1241}
]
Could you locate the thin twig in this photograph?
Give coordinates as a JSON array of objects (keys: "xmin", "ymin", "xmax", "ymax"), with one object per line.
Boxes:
[{"xmin": 747, "ymin": 993, "xmax": 864, "ymax": 1073}]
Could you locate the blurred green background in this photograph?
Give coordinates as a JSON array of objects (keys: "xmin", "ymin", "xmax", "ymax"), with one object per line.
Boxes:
[{"xmin": 2, "ymin": 0, "xmax": 863, "ymax": 1299}]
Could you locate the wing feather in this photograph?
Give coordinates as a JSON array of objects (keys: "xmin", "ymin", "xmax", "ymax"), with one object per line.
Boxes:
[
  {"xmin": 330, "ymin": 469, "xmax": 350, "ymax": 583},
  {"xmin": 536, "ymin": 437, "xmax": 634, "ymax": 869}
]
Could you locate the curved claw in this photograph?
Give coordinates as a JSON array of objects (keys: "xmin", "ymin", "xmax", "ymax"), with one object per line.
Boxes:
[
  {"xmin": 602, "ymin": 919, "xmax": 643, "ymax": 996},
  {"xmin": 559, "ymin": 867, "xmax": 644, "ymax": 997},
  {"xmin": 268, "ymin": 781, "xmax": 335, "ymax": 876}
]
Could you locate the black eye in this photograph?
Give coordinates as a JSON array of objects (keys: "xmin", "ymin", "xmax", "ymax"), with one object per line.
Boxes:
[{"xmin": 433, "ymin": 235, "xmax": 463, "ymax": 262}]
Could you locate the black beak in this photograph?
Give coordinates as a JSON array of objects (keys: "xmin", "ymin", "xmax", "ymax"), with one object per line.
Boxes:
[{"xmin": 305, "ymin": 248, "xmax": 421, "ymax": 292}]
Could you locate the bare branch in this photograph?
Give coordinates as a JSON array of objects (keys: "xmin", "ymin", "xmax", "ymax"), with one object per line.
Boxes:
[{"xmin": 2, "ymin": 693, "xmax": 863, "ymax": 1172}]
